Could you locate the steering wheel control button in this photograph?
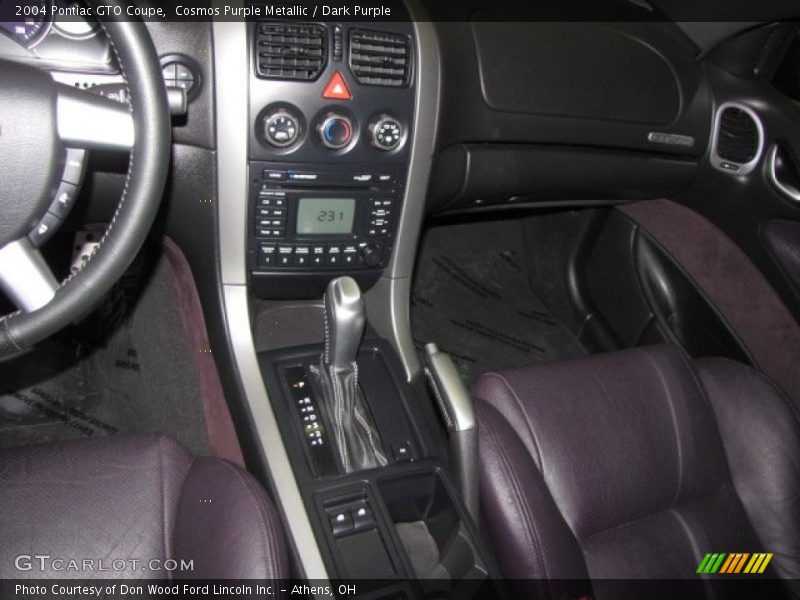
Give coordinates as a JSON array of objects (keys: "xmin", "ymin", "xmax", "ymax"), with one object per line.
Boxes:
[
  {"xmin": 49, "ymin": 181, "xmax": 79, "ymax": 219},
  {"xmin": 321, "ymin": 71, "xmax": 352, "ymax": 100},
  {"xmin": 62, "ymin": 149, "xmax": 87, "ymax": 186},
  {"xmin": 370, "ymin": 115, "xmax": 404, "ymax": 151},
  {"xmin": 264, "ymin": 109, "xmax": 300, "ymax": 148},
  {"xmin": 318, "ymin": 113, "xmax": 354, "ymax": 150},
  {"xmin": 29, "ymin": 212, "xmax": 61, "ymax": 248}
]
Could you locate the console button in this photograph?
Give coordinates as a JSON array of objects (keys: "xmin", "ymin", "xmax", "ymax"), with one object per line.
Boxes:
[
  {"xmin": 352, "ymin": 504, "xmax": 376, "ymax": 531},
  {"xmin": 311, "ymin": 245, "xmax": 326, "ymax": 266},
  {"xmin": 258, "ymin": 218, "xmax": 285, "ymax": 228},
  {"xmin": 294, "ymin": 246, "xmax": 311, "ymax": 266},
  {"xmin": 259, "ymin": 244, "xmax": 277, "ymax": 267},
  {"xmin": 263, "ymin": 169, "xmax": 287, "ymax": 182},
  {"xmin": 330, "ymin": 511, "xmax": 354, "ymax": 538},
  {"xmin": 257, "ymin": 228, "xmax": 284, "ymax": 238},
  {"xmin": 342, "ymin": 244, "xmax": 358, "ymax": 266},
  {"xmin": 257, "ymin": 207, "xmax": 286, "ymax": 219},
  {"xmin": 321, "ymin": 71, "xmax": 351, "ymax": 101},
  {"xmin": 360, "ymin": 243, "xmax": 382, "ymax": 268},
  {"xmin": 375, "ymin": 172, "xmax": 395, "ymax": 184},
  {"xmin": 327, "ymin": 245, "xmax": 343, "ymax": 266},
  {"xmin": 277, "ymin": 245, "xmax": 294, "ymax": 266},
  {"xmin": 258, "ymin": 195, "xmax": 286, "ymax": 208}
]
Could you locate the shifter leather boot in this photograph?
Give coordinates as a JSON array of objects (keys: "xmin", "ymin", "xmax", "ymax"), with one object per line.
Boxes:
[{"xmin": 316, "ymin": 359, "xmax": 388, "ymax": 473}]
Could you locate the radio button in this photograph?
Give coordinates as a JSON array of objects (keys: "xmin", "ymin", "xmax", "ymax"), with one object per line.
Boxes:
[
  {"xmin": 259, "ymin": 244, "xmax": 277, "ymax": 267},
  {"xmin": 258, "ymin": 207, "xmax": 286, "ymax": 218},
  {"xmin": 294, "ymin": 246, "xmax": 311, "ymax": 266},
  {"xmin": 258, "ymin": 196, "xmax": 286, "ymax": 208},
  {"xmin": 311, "ymin": 246, "xmax": 326, "ymax": 266},
  {"xmin": 327, "ymin": 245, "xmax": 343, "ymax": 266},
  {"xmin": 258, "ymin": 218, "xmax": 285, "ymax": 228},
  {"xmin": 342, "ymin": 244, "xmax": 359, "ymax": 266},
  {"xmin": 360, "ymin": 243, "xmax": 382, "ymax": 268},
  {"xmin": 277, "ymin": 245, "xmax": 294, "ymax": 266},
  {"xmin": 263, "ymin": 169, "xmax": 288, "ymax": 182},
  {"xmin": 257, "ymin": 228, "xmax": 284, "ymax": 238}
]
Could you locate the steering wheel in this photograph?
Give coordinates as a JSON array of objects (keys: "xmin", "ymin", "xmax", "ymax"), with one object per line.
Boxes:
[{"xmin": 0, "ymin": 1, "xmax": 170, "ymax": 357}]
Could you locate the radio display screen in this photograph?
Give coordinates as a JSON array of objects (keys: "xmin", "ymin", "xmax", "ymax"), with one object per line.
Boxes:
[{"xmin": 296, "ymin": 198, "xmax": 356, "ymax": 235}]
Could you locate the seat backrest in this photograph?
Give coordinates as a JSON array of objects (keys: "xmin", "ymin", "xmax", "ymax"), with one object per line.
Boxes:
[
  {"xmin": 0, "ymin": 434, "xmax": 287, "ymax": 580},
  {"xmin": 472, "ymin": 345, "xmax": 800, "ymax": 598}
]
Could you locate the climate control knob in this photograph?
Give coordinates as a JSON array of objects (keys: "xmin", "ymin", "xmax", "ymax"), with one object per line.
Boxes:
[
  {"xmin": 369, "ymin": 115, "xmax": 404, "ymax": 151},
  {"xmin": 263, "ymin": 109, "xmax": 300, "ymax": 148},
  {"xmin": 318, "ymin": 113, "xmax": 354, "ymax": 150}
]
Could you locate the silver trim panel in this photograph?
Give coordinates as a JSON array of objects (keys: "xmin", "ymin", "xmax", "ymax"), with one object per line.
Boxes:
[
  {"xmin": 709, "ymin": 101, "xmax": 765, "ymax": 176},
  {"xmin": 767, "ymin": 144, "xmax": 800, "ymax": 204},
  {"xmin": 0, "ymin": 238, "xmax": 58, "ymax": 312},
  {"xmin": 57, "ymin": 84, "xmax": 135, "ymax": 150},
  {"xmin": 212, "ymin": 19, "xmax": 328, "ymax": 580},
  {"xmin": 365, "ymin": 10, "xmax": 441, "ymax": 380}
]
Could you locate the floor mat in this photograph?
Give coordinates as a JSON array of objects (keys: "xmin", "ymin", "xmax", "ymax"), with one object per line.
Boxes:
[
  {"xmin": 0, "ymin": 245, "xmax": 211, "ymax": 455},
  {"xmin": 411, "ymin": 219, "xmax": 586, "ymax": 383}
]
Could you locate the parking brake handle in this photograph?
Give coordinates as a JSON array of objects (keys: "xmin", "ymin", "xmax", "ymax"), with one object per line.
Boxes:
[{"xmin": 424, "ymin": 343, "xmax": 479, "ymax": 522}]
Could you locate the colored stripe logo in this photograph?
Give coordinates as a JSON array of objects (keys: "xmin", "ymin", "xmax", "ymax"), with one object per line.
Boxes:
[{"xmin": 697, "ymin": 553, "xmax": 773, "ymax": 574}]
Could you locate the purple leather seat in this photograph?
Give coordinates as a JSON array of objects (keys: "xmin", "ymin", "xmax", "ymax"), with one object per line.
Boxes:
[
  {"xmin": 472, "ymin": 345, "xmax": 800, "ymax": 598},
  {"xmin": 0, "ymin": 434, "xmax": 288, "ymax": 579}
]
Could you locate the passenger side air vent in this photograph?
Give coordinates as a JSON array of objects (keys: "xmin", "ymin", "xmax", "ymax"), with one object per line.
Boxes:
[
  {"xmin": 348, "ymin": 29, "xmax": 411, "ymax": 87},
  {"xmin": 711, "ymin": 103, "xmax": 764, "ymax": 175},
  {"xmin": 255, "ymin": 23, "xmax": 327, "ymax": 81}
]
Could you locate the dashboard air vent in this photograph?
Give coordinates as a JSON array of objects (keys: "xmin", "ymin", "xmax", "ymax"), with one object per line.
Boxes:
[
  {"xmin": 716, "ymin": 106, "xmax": 760, "ymax": 164},
  {"xmin": 348, "ymin": 29, "xmax": 411, "ymax": 87},
  {"xmin": 255, "ymin": 23, "xmax": 326, "ymax": 81}
]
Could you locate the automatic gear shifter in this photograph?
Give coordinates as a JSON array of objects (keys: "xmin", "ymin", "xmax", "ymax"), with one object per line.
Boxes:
[{"xmin": 317, "ymin": 276, "xmax": 387, "ymax": 472}]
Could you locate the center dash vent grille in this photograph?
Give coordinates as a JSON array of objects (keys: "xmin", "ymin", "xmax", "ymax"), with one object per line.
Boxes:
[
  {"xmin": 348, "ymin": 29, "xmax": 411, "ymax": 87},
  {"xmin": 716, "ymin": 106, "xmax": 760, "ymax": 164},
  {"xmin": 255, "ymin": 23, "xmax": 327, "ymax": 81}
]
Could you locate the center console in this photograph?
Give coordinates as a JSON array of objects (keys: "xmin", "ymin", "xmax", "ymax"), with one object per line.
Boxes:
[
  {"xmin": 215, "ymin": 6, "xmax": 495, "ymax": 596},
  {"xmin": 247, "ymin": 17, "xmax": 415, "ymax": 299}
]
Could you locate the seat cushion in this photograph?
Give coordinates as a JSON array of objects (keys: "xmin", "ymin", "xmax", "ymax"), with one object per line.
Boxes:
[
  {"xmin": 0, "ymin": 434, "xmax": 287, "ymax": 579},
  {"xmin": 472, "ymin": 345, "xmax": 800, "ymax": 596}
]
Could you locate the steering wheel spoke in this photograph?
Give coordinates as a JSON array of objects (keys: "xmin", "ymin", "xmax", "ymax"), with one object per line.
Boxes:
[
  {"xmin": 56, "ymin": 84, "xmax": 134, "ymax": 151},
  {"xmin": 0, "ymin": 238, "xmax": 58, "ymax": 313}
]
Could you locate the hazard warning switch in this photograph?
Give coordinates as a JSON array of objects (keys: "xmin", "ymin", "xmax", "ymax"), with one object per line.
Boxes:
[{"xmin": 322, "ymin": 71, "xmax": 352, "ymax": 100}]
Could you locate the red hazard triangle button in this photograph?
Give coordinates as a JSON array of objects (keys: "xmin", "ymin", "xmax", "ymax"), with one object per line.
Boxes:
[{"xmin": 322, "ymin": 71, "xmax": 352, "ymax": 100}]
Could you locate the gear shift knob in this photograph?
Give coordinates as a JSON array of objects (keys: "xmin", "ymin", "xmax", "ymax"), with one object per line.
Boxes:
[{"xmin": 323, "ymin": 276, "xmax": 365, "ymax": 369}]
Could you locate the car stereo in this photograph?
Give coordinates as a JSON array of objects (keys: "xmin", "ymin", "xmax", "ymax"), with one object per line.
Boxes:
[{"xmin": 249, "ymin": 162, "xmax": 405, "ymax": 274}]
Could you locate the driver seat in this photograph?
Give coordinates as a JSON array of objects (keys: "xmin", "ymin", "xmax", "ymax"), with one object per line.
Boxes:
[
  {"xmin": 473, "ymin": 344, "xmax": 800, "ymax": 599},
  {"xmin": 0, "ymin": 434, "xmax": 288, "ymax": 579}
]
